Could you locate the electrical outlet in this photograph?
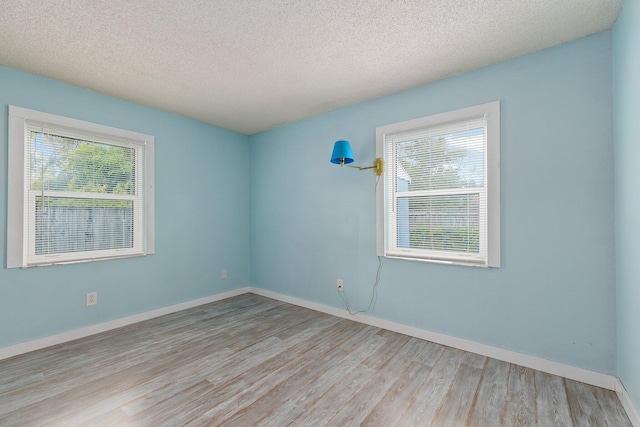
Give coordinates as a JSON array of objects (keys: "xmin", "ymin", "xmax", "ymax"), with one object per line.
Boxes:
[
  {"xmin": 337, "ymin": 279, "xmax": 344, "ymax": 291},
  {"xmin": 86, "ymin": 292, "xmax": 97, "ymax": 306},
  {"xmin": 221, "ymin": 269, "xmax": 227, "ymax": 279}
]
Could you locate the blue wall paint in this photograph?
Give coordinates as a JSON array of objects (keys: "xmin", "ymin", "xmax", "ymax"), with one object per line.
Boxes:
[
  {"xmin": 614, "ymin": 0, "xmax": 640, "ymax": 408},
  {"xmin": 250, "ymin": 32, "xmax": 616, "ymax": 373},
  {"xmin": 0, "ymin": 28, "xmax": 622, "ymax": 381},
  {"xmin": 0, "ymin": 66, "xmax": 251, "ymax": 347}
]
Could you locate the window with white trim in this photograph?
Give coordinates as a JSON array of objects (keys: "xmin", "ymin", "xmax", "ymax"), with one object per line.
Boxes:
[
  {"xmin": 376, "ymin": 101, "xmax": 500, "ymax": 267},
  {"xmin": 7, "ymin": 106, "xmax": 155, "ymax": 268}
]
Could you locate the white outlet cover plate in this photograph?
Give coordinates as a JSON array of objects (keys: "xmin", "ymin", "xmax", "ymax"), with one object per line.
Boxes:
[{"xmin": 86, "ymin": 292, "xmax": 97, "ymax": 306}]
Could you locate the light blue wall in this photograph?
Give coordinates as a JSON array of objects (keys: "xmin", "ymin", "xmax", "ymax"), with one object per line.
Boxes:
[
  {"xmin": 0, "ymin": 66, "xmax": 251, "ymax": 348},
  {"xmin": 614, "ymin": 0, "xmax": 640, "ymax": 408},
  {"xmin": 250, "ymin": 32, "xmax": 616, "ymax": 374},
  {"xmin": 0, "ymin": 26, "xmax": 621, "ymax": 380}
]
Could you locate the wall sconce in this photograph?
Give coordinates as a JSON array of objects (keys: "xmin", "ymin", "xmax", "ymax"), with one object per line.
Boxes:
[{"xmin": 330, "ymin": 140, "xmax": 384, "ymax": 176}]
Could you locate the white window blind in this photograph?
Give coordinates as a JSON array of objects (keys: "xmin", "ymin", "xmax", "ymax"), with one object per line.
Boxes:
[
  {"xmin": 8, "ymin": 106, "xmax": 155, "ymax": 268},
  {"xmin": 376, "ymin": 102, "xmax": 500, "ymax": 267}
]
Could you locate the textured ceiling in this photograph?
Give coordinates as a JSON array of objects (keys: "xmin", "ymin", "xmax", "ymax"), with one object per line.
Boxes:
[{"xmin": 0, "ymin": 0, "xmax": 624, "ymax": 135}]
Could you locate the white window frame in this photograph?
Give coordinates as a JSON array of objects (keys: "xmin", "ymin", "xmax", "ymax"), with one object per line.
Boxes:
[
  {"xmin": 376, "ymin": 101, "xmax": 500, "ymax": 267},
  {"xmin": 7, "ymin": 106, "xmax": 155, "ymax": 268}
]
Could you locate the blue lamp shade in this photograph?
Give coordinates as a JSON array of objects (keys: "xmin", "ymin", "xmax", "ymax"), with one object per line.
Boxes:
[{"xmin": 330, "ymin": 140, "xmax": 355, "ymax": 164}]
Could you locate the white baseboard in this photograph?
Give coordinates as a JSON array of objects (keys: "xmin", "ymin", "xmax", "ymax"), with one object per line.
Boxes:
[
  {"xmin": 0, "ymin": 285, "xmax": 626, "ymax": 399},
  {"xmin": 0, "ymin": 287, "xmax": 251, "ymax": 361},
  {"xmin": 616, "ymin": 379, "xmax": 640, "ymax": 427},
  {"xmin": 249, "ymin": 287, "xmax": 618, "ymax": 391},
  {"xmin": 3, "ymin": 286, "xmax": 636, "ymax": 423}
]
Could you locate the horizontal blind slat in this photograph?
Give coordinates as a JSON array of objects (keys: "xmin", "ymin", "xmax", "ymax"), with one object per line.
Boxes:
[
  {"xmin": 384, "ymin": 113, "xmax": 488, "ymax": 263},
  {"xmin": 25, "ymin": 126, "xmax": 145, "ymax": 265}
]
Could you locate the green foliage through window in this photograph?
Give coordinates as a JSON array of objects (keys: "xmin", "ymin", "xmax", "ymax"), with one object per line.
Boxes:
[
  {"xmin": 28, "ymin": 132, "xmax": 137, "ymax": 254},
  {"xmin": 29, "ymin": 132, "xmax": 135, "ymax": 197}
]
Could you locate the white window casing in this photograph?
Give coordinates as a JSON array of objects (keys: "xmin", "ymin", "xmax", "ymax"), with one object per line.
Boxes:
[
  {"xmin": 7, "ymin": 106, "xmax": 155, "ymax": 268},
  {"xmin": 375, "ymin": 101, "xmax": 500, "ymax": 267}
]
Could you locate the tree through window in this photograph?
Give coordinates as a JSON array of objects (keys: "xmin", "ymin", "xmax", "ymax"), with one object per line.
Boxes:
[
  {"xmin": 7, "ymin": 106, "xmax": 155, "ymax": 268},
  {"xmin": 376, "ymin": 102, "xmax": 500, "ymax": 267}
]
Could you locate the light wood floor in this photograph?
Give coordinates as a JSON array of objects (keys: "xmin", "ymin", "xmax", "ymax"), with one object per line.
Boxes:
[{"xmin": 0, "ymin": 294, "xmax": 631, "ymax": 426}]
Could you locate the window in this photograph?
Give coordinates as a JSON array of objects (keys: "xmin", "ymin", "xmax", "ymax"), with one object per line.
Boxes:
[
  {"xmin": 376, "ymin": 101, "xmax": 500, "ymax": 267},
  {"xmin": 7, "ymin": 106, "xmax": 155, "ymax": 268}
]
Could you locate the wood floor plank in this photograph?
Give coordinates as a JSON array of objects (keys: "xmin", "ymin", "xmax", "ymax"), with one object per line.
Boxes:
[
  {"xmin": 431, "ymin": 353, "xmax": 486, "ymax": 426},
  {"xmin": 115, "ymin": 313, "xmax": 310, "ymax": 420},
  {"xmin": 124, "ymin": 311, "xmax": 341, "ymax": 420},
  {"xmin": 83, "ymin": 407, "xmax": 131, "ymax": 427},
  {"xmin": 0, "ymin": 335, "xmax": 229, "ymax": 426},
  {"xmin": 0, "ymin": 294, "xmax": 632, "ymax": 427},
  {"xmin": 347, "ymin": 335, "xmax": 444, "ymax": 427},
  {"xmin": 535, "ymin": 371, "xmax": 572, "ymax": 427},
  {"xmin": 410, "ymin": 339, "xmax": 446, "ymax": 366},
  {"xmin": 290, "ymin": 334, "xmax": 422, "ymax": 427},
  {"xmin": 565, "ymin": 378, "xmax": 602, "ymax": 425},
  {"xmin": 360, "ymin": 361, "xmax": 435, "ymax": 426},
  {"xmin": 319, "ymin": 337, "xmax": 426, "ymax": 427},
  {"xmin": 118, "ymin": 347, "xmax": 237, "ymax": 418},
  {"xmin": 592, "ymin": 384, "xmax": 633, "ymax": 427},
  {"xmin": 265, "ymin": 363, "xmax": 376, "ymax": 427},
  {"xmin": 216, "ymin": 327, "xmax": 387, "ymax": 426},
  {"xmin": 184, "ymin": 322, "xmax": 379, "ymax": 425},
  {"xmin": 0, "ymin": 295, "xmax": 277, "ymax": 424},
  {"xmin": 467, "ymin": 357, "xmax": 510, "ymax": 427},
  {"xmin": 361, "ymin": 329, "xmax": 412, "ymax": 370},
  {"xmin": 566, "ymin": 378, "xmax": 633, "ymax": 427},
  {"xmin": 502, "ymin": 365, "xmax": 538, "ymax": 426},
  {"xmin": 400, "ymin": 347, "xmax": 467, "ymax": 426}
]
